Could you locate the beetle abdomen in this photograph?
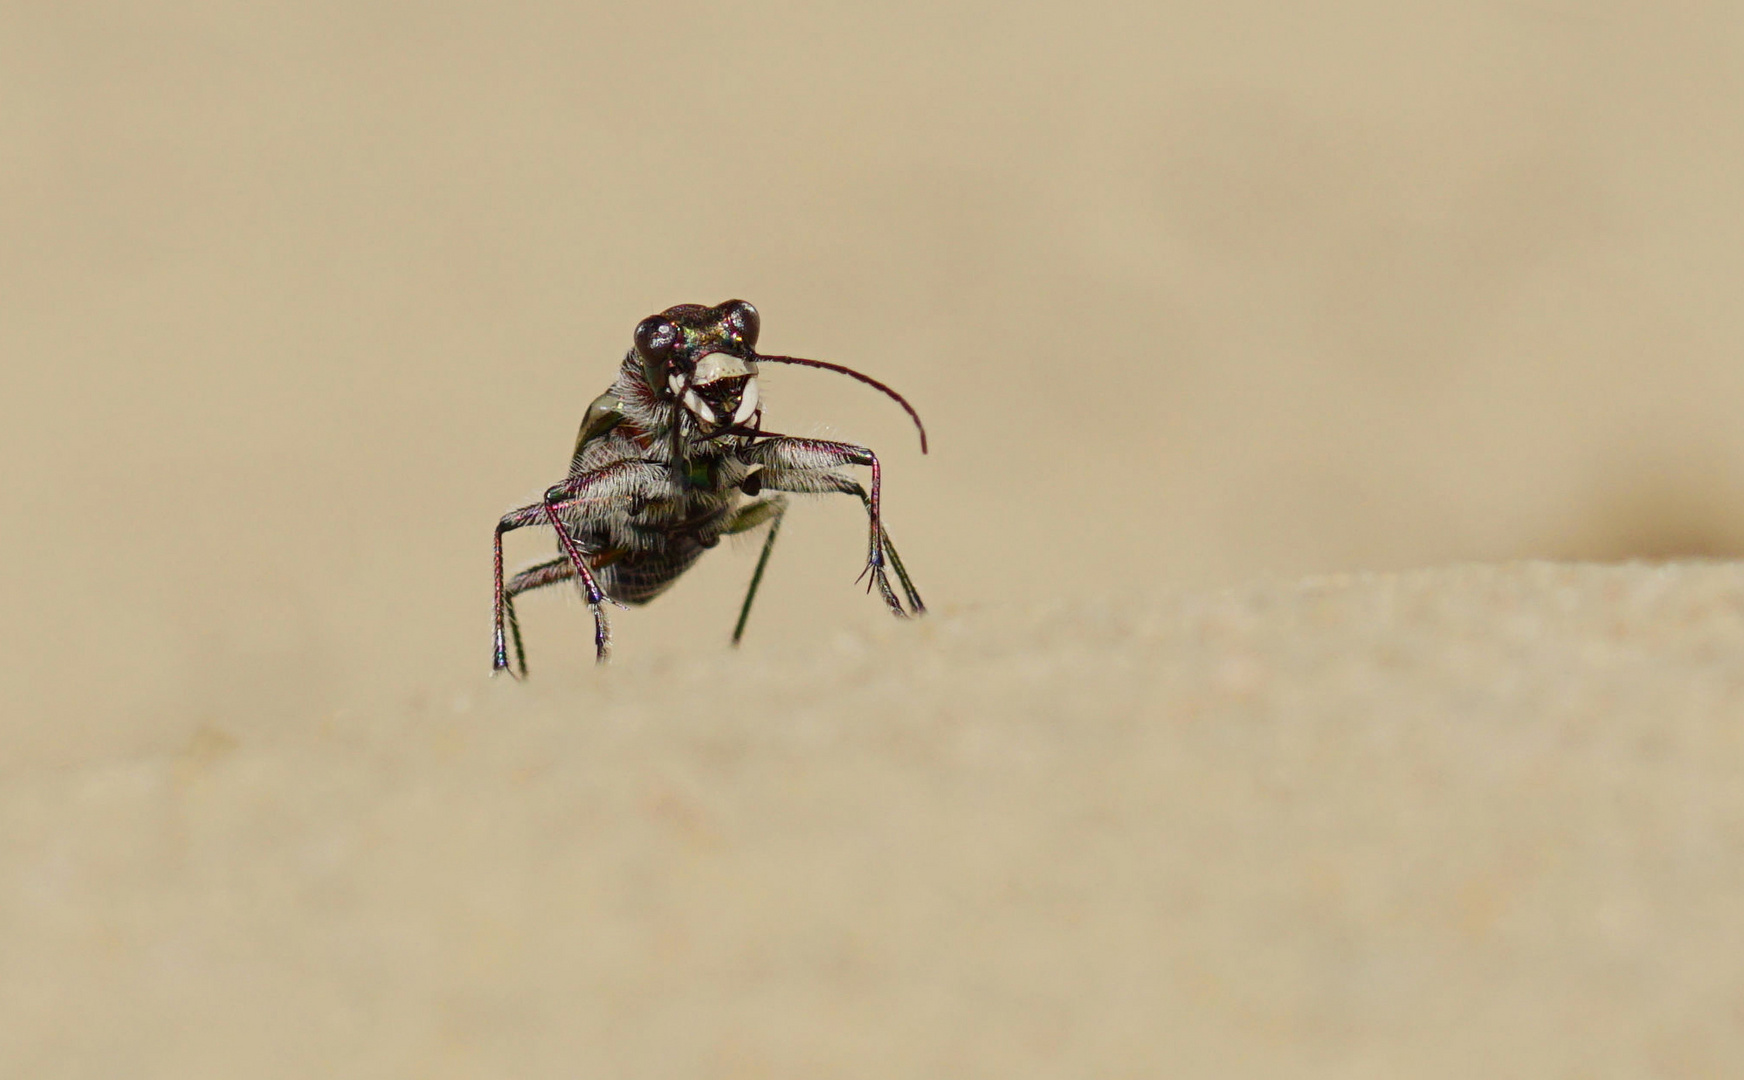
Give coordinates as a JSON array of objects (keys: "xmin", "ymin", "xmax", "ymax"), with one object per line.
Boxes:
[{"xmin": 597, "ymin": 541, "xmax": 709, "ymax": 605}]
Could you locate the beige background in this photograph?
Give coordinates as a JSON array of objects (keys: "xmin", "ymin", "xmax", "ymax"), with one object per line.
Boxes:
[{"xmin": 4, "ymin": 1, "xmax": 1744, "ymax": 1075}]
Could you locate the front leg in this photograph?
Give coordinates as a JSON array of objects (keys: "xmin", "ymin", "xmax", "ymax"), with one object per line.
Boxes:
[
  {"xmin": 493, "ymin": 460, "xmax": 667, "ymax": 672},
  {"xmin": 540, "ymin": 460, "xmax": 670, "ymax": 663},
  {"xmin": 741, "ymin": 437, "xmax": 921, "ymax": 619}
]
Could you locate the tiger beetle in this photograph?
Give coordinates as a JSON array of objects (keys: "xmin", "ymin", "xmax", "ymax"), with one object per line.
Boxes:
[{"xmin": 492, "ymin": 300, "xmax": 927, "ymax": 674}]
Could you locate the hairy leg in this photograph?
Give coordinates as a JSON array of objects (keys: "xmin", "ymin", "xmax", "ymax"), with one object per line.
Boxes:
[
  {"xmin": 493, "ymin": 460, "xmax": 670, "ymax": 672},
  {"xmin": 826, "ymin": 478, "xmax": 925, "ymax": 615},
  {"xmin": 501, "ymin": 556, "xmax": 576, "ymax": 678},
  {"xmin": 741, "ymin": 438, "xmax": 922, "ymax": 619},
  {"xmin": 494, "ymin": 502, "xmax": 560, "ymax": 675}
]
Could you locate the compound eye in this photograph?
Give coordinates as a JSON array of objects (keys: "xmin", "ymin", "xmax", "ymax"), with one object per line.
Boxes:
[
  {"xmin": 723, "ymin": 300, "xmax": 760, "ymax": 350},
  {"xmin": 633, "ymin": 316, "xmax": 681, "ymax": 365}
]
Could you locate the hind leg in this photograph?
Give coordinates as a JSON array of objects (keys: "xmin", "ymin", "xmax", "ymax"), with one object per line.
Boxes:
[
  {"xmin": 501, "ymin": 556, "xmax": 577, "ymax": 678},
  {"xmin": 722, "ymin": 497, "xmax": 789, "ymax": 645}
]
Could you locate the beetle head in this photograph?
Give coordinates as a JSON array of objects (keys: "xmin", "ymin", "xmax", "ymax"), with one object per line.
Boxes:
[
  {"xmin": 634, "ymin": 299, "xmax": 762, "ymax": 435},
  {"xmin": 631, "ymin": 299, "xmax": 929, "ymax": 452}
]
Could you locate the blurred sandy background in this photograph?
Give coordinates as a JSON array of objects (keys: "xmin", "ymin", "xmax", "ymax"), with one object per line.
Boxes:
[{"xmin": 5, "ymin": 1, "xmax": 1744, "ymax": 1075}]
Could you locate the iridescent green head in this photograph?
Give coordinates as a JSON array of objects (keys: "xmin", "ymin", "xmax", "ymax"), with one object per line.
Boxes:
[{"xmin": 633, "ymin": 299, "xmax": 762, "ymax": 435}]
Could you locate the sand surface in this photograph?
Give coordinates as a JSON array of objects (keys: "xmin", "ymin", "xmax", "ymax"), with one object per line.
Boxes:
[{"xmin": 7, "ymin": 561, "xmax": 1744, "ymax": 1077}]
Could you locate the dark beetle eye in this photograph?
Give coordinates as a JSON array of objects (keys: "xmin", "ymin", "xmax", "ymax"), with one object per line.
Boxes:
[
  {"xmin": 723, "ymin": 300, "xmax": 759, "ymax": 350},
  {"xmin": 633, "ymin": 317, "xmax": 681, "ymax": 364}
]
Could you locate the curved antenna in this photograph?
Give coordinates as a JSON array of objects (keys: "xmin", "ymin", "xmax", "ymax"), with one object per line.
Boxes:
[{"xmin": 753, "ymin": 354, "xmax": 929, "ymax": 453}]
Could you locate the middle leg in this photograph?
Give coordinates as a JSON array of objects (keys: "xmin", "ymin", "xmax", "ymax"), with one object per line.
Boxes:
[
  {"xmin": 493, "ymin": 460, "xmax": 669, "ymax": 671},
  {"xmin": 536, "ymin": 461, "xmax": 671, "ymax": 663}
]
